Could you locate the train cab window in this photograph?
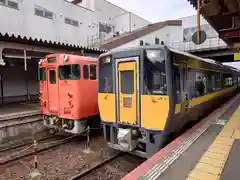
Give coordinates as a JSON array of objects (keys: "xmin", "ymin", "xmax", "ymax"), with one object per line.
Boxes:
[
  {"xmin": 144, "ymin": 49, "xmax": 167, "ymax": 95},
  {"xmin": 90, "ymin": 64, "xmax": 97, "ymax": 80},
  {"xmin": 49, "ymin": 70, "xmax": 56, "ymax": 84},
  {"xmin": 99, "ymin": 62, "xmax": 113, "ymax": 93},
  {"xmin": 152, "ymin": 72, "xmax": 167, "ymax": 95},
  {"xmin": 72, "ymin": 64, "xmax": 80, "ymax": 79},
  {"xmin": 120, "ymin": 71, "xmax": 134, "ymax": 94},
  {"xmin": 39, "ymin": 68, "xmax": 46, "ymax": 81},
  {"xmin": 83, "ymin": 65, "xmax": 89, "ymax": 80},
  {"xmin": 59, "ymin": 64, "xmax": 80, "ymax": 80}
]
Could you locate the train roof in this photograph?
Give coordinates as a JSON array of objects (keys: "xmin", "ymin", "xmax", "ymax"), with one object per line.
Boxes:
[
  {"xmin": 45, "ymin": 53, "xmax": 98, "ymax": 62},
  {"xmin": 100, "ymin": 45, "xmax": 239, "ymax": 73},
  {"xmin": 168, "ymin": 47, "xmax": 240, "ymax": 73}
]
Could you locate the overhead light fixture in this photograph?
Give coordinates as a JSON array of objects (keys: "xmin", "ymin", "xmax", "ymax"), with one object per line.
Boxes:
[{"xmin": 4, "ymin": 54, "xmax": 31, "ymax": 59}]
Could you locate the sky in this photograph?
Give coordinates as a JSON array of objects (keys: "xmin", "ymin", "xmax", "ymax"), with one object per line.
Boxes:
[{"xmin": 107, "ymin": 0, "xmax": 196, "ymax": 22}]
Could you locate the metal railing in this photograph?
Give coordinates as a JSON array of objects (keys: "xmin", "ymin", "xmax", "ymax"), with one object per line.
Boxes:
[
  {"xmin": 86, "ymin": 34, "xmax": 229, "ymax": 52},
  {"xmin": 165, "ymin": 38, "xmax": 228, "ymax": 52},
  {"xmin": 87, "ymin": 34, "xmax": 100, "ymax": 47}
]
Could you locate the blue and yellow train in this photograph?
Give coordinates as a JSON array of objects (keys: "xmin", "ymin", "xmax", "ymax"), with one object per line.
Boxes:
[{"xmin": 98, "ymin": 45, "xmax": 240, "ymax": 158}]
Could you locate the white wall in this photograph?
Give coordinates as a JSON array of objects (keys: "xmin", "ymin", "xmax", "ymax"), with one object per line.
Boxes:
[
  {"xmin": 0, "ymin": 0, "xmax": 149, "ymax": 47},
  {"xmin": 0, "ymin": 0, "xmax": 97, "ymax": 46},
  {"xmin": 94, "ymin": 0, "xmax": 150, "ymax": 36},
  {"xmin": 112, "ymin": 25, "xmax": 182, "ymax": 50}
]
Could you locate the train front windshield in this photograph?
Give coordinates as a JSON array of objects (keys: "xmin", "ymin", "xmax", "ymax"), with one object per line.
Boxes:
[
  {"xmin": 144, "ymin": 49, "xmax": 167, "ymax": 95},
  {"xmin": 59, "ymin": 64, "xmax": 80, "ymax": 80}
]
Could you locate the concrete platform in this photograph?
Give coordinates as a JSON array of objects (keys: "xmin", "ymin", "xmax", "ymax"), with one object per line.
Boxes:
[
  {"xmin": 122, "ymin": 93, "xmax": 240, "ymax": 180},
  {"xmin": 0, "ymin": 102, "xmax": 40, "ymax": 120},
  {"xmin": 0, "ymin": 102, "xmax": 42, "ymax": 142}
]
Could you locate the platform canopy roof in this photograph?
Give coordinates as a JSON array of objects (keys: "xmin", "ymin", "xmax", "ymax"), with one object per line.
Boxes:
[{"xmin": 188, "ymin": 0, "xmax": 240, "ymax": 48}]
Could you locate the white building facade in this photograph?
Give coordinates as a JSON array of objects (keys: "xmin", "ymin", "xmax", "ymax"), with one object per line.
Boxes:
[{"xmin": 0, "ymin": 0, "xmax": 150, "ymax": 47}]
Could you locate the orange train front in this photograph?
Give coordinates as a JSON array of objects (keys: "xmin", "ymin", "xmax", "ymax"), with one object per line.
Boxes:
[
  {"xmin": 39, "ymin": 54, "xmax": 99, "ymax": 134},
  {"xmin": 98, "ymin": 45, "xmax": 240, "ymax": 158}
]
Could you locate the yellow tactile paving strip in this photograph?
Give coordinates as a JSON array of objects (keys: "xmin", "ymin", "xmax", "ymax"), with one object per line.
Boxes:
[{"xmin": 187, "ymin": 106, "xmax": 240, "ymax": 180}]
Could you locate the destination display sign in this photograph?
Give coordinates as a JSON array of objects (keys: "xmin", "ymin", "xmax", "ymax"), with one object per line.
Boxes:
[{"xmin": 220, "ymin": 29, "xmax": 240, "ymax": 38}]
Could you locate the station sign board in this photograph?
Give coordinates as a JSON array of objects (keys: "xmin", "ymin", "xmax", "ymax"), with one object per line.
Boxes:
[{"xmin": 234, "ymin": 52, "xmax": 240, "ymax": 61}]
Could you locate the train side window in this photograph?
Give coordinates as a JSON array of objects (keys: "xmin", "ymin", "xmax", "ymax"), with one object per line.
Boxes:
[
  {"xmin": 90, "ymin": 64, "xmax": 97, "ymax": 80},
  {"xmin": 216, "ymin": 73, "xmax": 221, "ymax": 90},
  {"xmin": 206, "ymin": 72, "xmax": 216, "ymax": 93},
  {"xmin": 223, "ymin": 74, "xmax": 232, "ymax": 87},
  {"xmin": 83, "ymin": 65, "xmax": 89, "ymax": 80},
  {"xmin": 39, "ymin": 68, "xmax": 46, "ymax": 81},
  {"xmin": 173, "ymin": 66, "xmax": 181, "ymax": 102},
  {"xmin": 49, "ymin": 70, "xmax": 56, "ymax": 84},
  {"xmin": 194, "ymin": 70, "xmax": 206, "ymax": 97}
]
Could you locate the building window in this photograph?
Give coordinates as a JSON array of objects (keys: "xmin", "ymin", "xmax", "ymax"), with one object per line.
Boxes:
[
  {"xmin": 155, "ymin": 37, "xmax": 160, "ymax": 45},
  {"xmin": 0, "ymin": 0, "xmax": 5, "ymax": 5},
  {"xmin": 0, "ymin": 0, "xmax": 19, "ymax": 10},
  {"xmin": 90, "ymin": 64, "xmax": 97, "ymax": 80},
  {"xmin": 83, "ymin": 65, "xmax": 89, "ymax": 80},
  {"xmin": 7, "ymin": 0, "xmax": 18, "ymax": 9},
  {"xmin": 64, "ymin": 17, "xmax": 79, "ymax": 27},
  {"xmin": 35, "ymin": 6, "xmax": 53, "ymax": 20}
]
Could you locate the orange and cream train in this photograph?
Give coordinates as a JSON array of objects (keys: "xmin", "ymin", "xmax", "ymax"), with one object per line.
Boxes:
[
  {"xmin": 98, "ymin": 45, "xmax": 240, "ymax": 158},
  {"xmin": 39, "ymin": 54, "xmax": 99, "ymax": 134}
]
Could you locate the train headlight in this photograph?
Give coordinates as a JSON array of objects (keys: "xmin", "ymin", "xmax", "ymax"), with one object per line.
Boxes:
[
  {"xmin": 64, "ymin": 55, "xmax": 69, "ymax": 62},
  {"xmin": 146, "ymin": 50, "xmax": 165, "ymax": 63}
]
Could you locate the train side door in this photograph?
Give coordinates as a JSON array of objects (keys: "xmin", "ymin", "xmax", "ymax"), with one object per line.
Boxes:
[
  {"xmin": 117, "ymin": 60, "xmax": 138, "ymax": 125},
  {"xmin": 47, "ymin": 68, "xmax": 59, "ymax": 115},
  {"xmin": 180, "ymin": 64, "xmax": 189, "ymax": 113}
]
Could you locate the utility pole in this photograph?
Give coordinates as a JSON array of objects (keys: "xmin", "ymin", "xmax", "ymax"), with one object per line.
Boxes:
[{"xmin": 197, "ymin": 0, "xmax": 201, "ymax": 44}]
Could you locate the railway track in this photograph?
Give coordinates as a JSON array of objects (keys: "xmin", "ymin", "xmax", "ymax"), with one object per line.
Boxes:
[
  {"xmin": 0, "ymin": 134, "xmax": 77, "ymax": 165},
  {"xmin": 0, "ymin": 134, "xmax": 55, "ymax": 153},
  {"xmin": 69, "ymin": 152, "xmax": 145, "ymax": 180}
]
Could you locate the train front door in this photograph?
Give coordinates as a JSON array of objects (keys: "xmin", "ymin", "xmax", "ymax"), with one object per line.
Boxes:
[
  {"xmin": 117, "ymin": 60, "xmax": 138, "ymax": 125},
  {"xmin": 180, "ymin": 64, "xmax": 189, "ymax": 113},
  {"xmin": 47, "ymin": 68, "xmax": 59, "ymax": 115}
]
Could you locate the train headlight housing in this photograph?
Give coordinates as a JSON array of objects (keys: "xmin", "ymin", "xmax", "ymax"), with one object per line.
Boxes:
[
  {"xmin": 146, "ymin": 50, "xmax": 165, "ymax": 63},
  {"xmin": 100, "ymin": 56, "xmax": 111, "ymax": 64},
  {"xmin": 64, "ymin": 55, "xmax": 69, "ymax": 62}
]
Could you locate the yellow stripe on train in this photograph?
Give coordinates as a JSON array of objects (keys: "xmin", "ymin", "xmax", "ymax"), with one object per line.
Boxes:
[{"xmin": 175, "ymin": 87, "xmax": 236, "ymax": 114}]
